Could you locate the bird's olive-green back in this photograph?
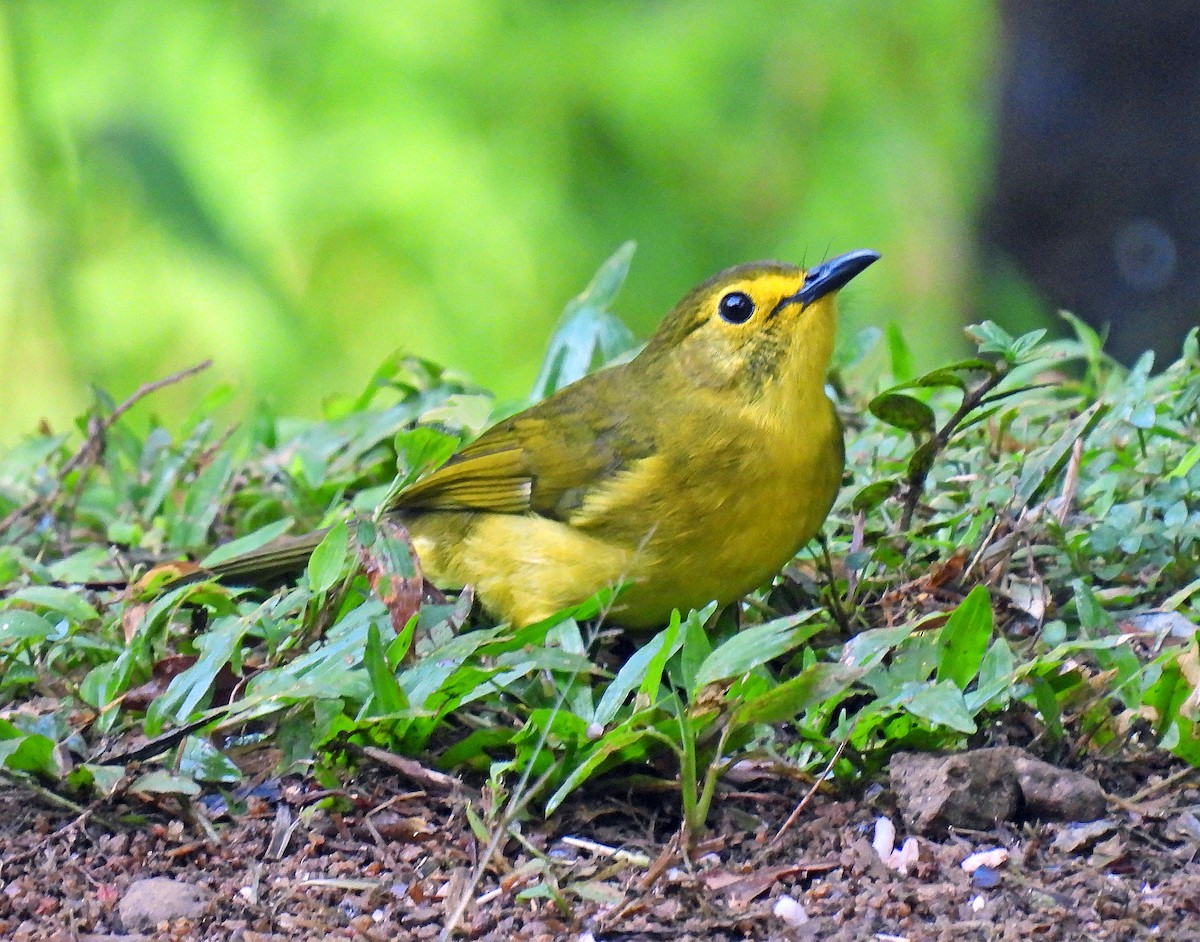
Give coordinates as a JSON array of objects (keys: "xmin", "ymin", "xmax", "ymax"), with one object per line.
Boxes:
[{"xmin": 389, "ymin": 260, "xmax": 819, "ymax": 526}]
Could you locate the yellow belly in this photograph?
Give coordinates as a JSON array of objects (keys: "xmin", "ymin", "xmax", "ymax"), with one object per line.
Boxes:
[{"xmin": 410, "ymin": 512, "xmax": 634, "ymax": 628}]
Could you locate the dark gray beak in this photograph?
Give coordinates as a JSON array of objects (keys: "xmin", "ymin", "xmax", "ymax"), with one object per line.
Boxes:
[{"xmin": 791, "ymin": 249, "xmax": 880, "ymax": 307}]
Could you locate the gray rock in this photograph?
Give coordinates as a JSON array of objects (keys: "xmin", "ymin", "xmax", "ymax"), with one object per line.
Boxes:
[
  {"xmin": 890, "ymin": 747, "xmax": 1108, "ymax": 835},
  {"xmin": 890, "ymin": 749, "xmax": 1020, "ymax": 833},
  {"xmin": 117, "ymin": 877, "xmax": 212, "ymax": 931},
  {"xmin": 1011, "ymin": 752, "xmax": 1107, "ymax": 822}
]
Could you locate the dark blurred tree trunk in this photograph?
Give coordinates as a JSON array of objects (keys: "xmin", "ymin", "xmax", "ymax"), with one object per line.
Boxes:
[{"xmin": 983, "ymin": 0, "xmax": 1200, "ymax": 365}]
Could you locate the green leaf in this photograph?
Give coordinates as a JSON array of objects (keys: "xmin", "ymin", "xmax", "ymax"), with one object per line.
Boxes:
[
  {"xmin": 638, "ymin": 607, "xmax": 687, "ymax": 703},
  {"xmin": 914, "ymin": 368, "xmax": 967, "ymax": 391},
  {"xmin": 1162, "ymin": 714, "xmax": 1200, "ymax": 766},
  {"xmin": 874, "ymin": 635, "xmax": 942, "ymax": 692},
  {"xmin": 1058, "ymin": 310, "xmax": 1106, "ymax": 362},
  {"xmin": 1071, "ymin": 579, "xmax": 1114, "ymax": 638},
  {"xmin": 393, "ymin": 426, "xmax": 459, "ymax": 489},
  {"xmin": 307, "ymin": 520, "xmax": 350, "ymax": 594},
  {"xmin": 941, "ymin": 357, "xmax": 997, "ymax": 375},
  {"xmin": 733, "ymin": 663, "xmax": 863, "ymax": 727},
  {"xmin": 0, "ymin": 609, "xmax": 59, "ymax": 647},
  {"xmin": 1014, "ymin": 401, "xmax": 1107, "ymax": 506},
  {"xmin": 1009, "ymin": 328, "xmax": 1048, "ymax": 360},
  {"xmin": 1030, "ymin": 676, "xmax": 1064, "ymax": 740},
  {"xmin": 8, "ymin": 586, "xmax": 98, "ymax": 623},
  {"xmin": 79, "ymin": 662, "xmax": 123, "ymax": 714},
  {"xmin": 1167, "ymin": 443, "xmax": 1200, "ymax": 479},
  {"xmin": 965, "ymin": 637, "xmax": 1017, "ymax": 712},
  {"xmin": 0, "ymin": 730, "xmax": 59, "ymax": 776},
  {"xmin": 592, "ymin": 627, "xmax": 683, "ymax": 727},
  {"xmin": 74, "ymin": 764, "xmax": 126, "ymax": 796},
  {"xmin": 357, "ymin": 518, "xmax": 419, "ymax": 581},
  {"xmin": 179, "ymin": 736, "xmax": 242, "ymax": 783},
  {"xmin": 936, "ymin": 585, "xmax": 993, "ymax": 690},
  {"xmin": 130, "ymin": 771, "xmax": 202, "ymax": 797},
  {"xmin": 966, "ymin": 321, "xmax": 1016, "ymax": 357},
  {"xmin": 676, "ymin": 607, "xmax": 714, "ymax": 694},
  {"xmin": 398, "ymin": 625, "xmax": 498, "ymax": 710},
  {"xmin": 544, "ymin": 724, "xmax": 650, "ymax": 815},
  {"xmin": 246, "ymin": 602, "xmax": 387, "ymax": 707},
  {"xmin": 386, "ymin": 613, "xmax": 419, "ymax": 668},
  {"xmin": 0, "ymin": 663, "xmax": 37, "ymax": 690},
  {"xmin": 364, "ymin": 622, "xmax": 408, "ymax": 715},
  {"xmin": 869, "ymin": 393, "xmax": 935, "ymax": 435},
  {"xmin": 146, "ymin": 615, "xmax": 248, "ymax": 735},
  {"xmin": 48, "ymin": 547, "xmax": 114, "ymax": 583},
  {"xmin": 200, "ymin": 517, "xmax": 295, "ymax": 568},
  {"xmin": 898, "ymin": 681, "xmax": 976, "ymax": 733},
  {"xmin": 905, "ymin": 440, "xmax": 939, "ymax": 482},
  {"xmin": 851, "ymin": 478, "xmax": 900, "ymax": 513},
  {"xmin": 530, "ymin": 242, "xmax": 638, "ymax": 401},
  {"xmin": 694, "ymin": 611, "xmax": 820, "ymax": 688},
  {"xmin": 840, "ymin": 623, "xmax": 920, "ymax": 669},
  {"xmin": 171, "ymin": 450, "xmax": 235, "ymax": 547},
  {"xmin": 886, "ymin": 322, "xmax": 914, "ymax": 382}
]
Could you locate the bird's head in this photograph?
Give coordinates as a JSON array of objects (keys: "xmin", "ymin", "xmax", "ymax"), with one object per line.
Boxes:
[{"xmin": 645, "ymin": 250, "xmax": 880, "ymax": 411}]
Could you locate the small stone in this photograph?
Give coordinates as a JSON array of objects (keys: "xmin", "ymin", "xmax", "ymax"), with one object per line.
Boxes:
[
  {"xmin": 961, "ymin": 847, "xmax": 1008, "ymax": 873},
  {"xmin": 890, "ymin": 750, "xmax": 1020, "ymax": 833},
  {"xmin": 1011, "ymin": 753, "xmax": 1107, "ymax": 822},
  {"xmin": 117, "ymin": 877, "xmax": 212, "ymax": 932},
  {"xmin": 971, "ymin": 865, "xmax": 1002, "ymax": 889},
  {"xmin": 1051, "ymin": 819, "xmax": 1115, "ymax": 853},
  {"xmin": 773, "ymin": 894, "xmax": 809, "ymax": 926}
]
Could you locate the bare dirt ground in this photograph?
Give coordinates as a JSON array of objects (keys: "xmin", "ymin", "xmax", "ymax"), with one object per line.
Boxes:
[{"xmin": 1, "ymin": 751, "xmax": 1198, "ymax": 941}]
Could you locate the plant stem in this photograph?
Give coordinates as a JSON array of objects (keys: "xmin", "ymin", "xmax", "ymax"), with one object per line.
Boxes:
[{"xmin": 899, "ymin": 365, "xmax": 1008, "ymax": 531}]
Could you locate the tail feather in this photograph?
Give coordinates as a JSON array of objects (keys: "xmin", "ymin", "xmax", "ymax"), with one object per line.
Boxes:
[{"xmin": 206, "ymin": 529, "xmax": 330, "ymax": 585}]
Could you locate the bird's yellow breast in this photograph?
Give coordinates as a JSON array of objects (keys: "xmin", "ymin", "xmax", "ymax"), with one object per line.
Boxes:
[{"xmin": 603, "ymin": 393, "xmax": 843, "ymax": 625}]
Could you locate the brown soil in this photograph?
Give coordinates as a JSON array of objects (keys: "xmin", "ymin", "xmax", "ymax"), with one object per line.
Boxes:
[{"xmin": 1, "ymin": 753, "xmax": 1198, "ymax": 941}]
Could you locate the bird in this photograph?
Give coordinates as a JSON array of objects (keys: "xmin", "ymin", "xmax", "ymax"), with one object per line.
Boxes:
[{"xmin": 205, "ymin": 250, "xmax": 879, "ymax": 629}]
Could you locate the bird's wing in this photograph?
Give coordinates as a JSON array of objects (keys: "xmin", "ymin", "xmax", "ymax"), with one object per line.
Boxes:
[{"xmin": 391, "ymin": 366, "xmax": 656, "ymax": 522}]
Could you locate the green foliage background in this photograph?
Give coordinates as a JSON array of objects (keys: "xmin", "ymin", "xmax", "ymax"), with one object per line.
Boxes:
[{"xmin": 0, "ymin": 1, "xmax": 997, "ymax": 441}]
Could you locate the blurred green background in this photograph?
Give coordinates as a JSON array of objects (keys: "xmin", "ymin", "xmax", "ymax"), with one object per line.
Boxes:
[{"xmin": 0, "ymin": 1, "xmax": 1000, "ymax": 442}]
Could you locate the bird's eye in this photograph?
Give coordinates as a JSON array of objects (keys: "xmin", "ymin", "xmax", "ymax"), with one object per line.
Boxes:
[{"xmin": 717, "ymin": 291, "xmax": 755, "ymax": 324}]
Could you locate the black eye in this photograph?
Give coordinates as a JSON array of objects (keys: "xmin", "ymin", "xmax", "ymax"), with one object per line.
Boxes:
[{"xmin": 717, "ymin": 291, "xmax": 754, "ymax": 324}]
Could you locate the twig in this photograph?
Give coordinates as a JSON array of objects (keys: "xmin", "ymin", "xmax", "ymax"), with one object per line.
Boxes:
[
  {"xmin": 844, "ymin": 510, "xmax": 866, "ymax": 610},
  {"xmin": 439, "ymin": 760, "xmax": 560, "ymax": 940},
  {"xmin": 1055, "ymin": 436, "xmax": 1085, "ymax": 525},
  {"xmin": 762, "ymin": 722, "xmax": 855, "ymax": 856},
  {"xmin": 1, "ymin": 360, "xmax": 213, "ymax": 536},
  {"xmin": 816, "ymin": 534, "xmax": 851, "ymax": 633},
  {"xmin": 99, "ymin": 717, "xmax": 212, "ymax": 765},
  {"xmin": 0, "ymin": 769, "xmax": 122, "ymax": 864},
  {"xmin": 360, "ymin": 747, "xmax": 462, "ymax": 794},
  {"xmin": 899, "ymin": 365, "xmax": 1007, "ymax": 531},
  {"xmin": 964, "ymin": 514, "xmax": 1005, "ymax": 582},
  {"xmin": 560, "ymin": 835, "xmax": 651, "ymax": 867},
  {"xmin": 0, "ymin": 768, "xmax": 88, "ymax": 819},
  {"xmin": 1, "ymin": 807, "xmax": 97, "ymax": 868},
  {"xmin": 100, "ymin": 359, "xmax": 215, "ymax": 432},
  {"xmin": 637, "ymin": 831, "xmax": 681, "ymax": 893},
  {"xmin": 1126, "ymin": 764, "xmax": 1199, "ymax": 805}
]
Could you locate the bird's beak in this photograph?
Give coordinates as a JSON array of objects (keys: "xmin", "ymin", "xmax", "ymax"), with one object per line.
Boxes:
[{"xmin": 783, "ymin": 249, "xmax": 880, "ymax": 311}]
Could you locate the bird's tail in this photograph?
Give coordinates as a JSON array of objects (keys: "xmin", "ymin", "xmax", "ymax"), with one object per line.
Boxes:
[{"xmin": 204, "ymin": 529, "xmax": 330, "ymax": 586}]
